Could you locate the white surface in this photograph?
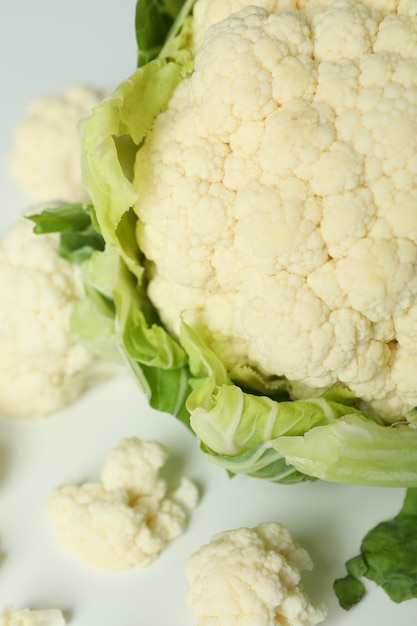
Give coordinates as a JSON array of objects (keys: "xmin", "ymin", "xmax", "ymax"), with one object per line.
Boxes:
[{"xmin": 0, "ymin": 1, "xmax": 416, "ymax": 625}]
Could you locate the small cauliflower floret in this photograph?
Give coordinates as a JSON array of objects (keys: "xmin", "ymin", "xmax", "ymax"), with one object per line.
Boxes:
[
  {"xmin": 0, "ymin": 606, "xmax": 65, "ymax": 626},
  {"xmin": 9, "ymin": 84, "xmax": 105, "ymax": 203},
  {"xmin": 185, "ymin": 522, "xmax": 327, "ymax": 626},
  {"xmin": 134, "ymin": 0, "xmax": 417, "ymax": 423},
  {"xmin": 46, "ymin": 437, "xmax": 199, "ymax": 570},
  {"xmin": 0, "ymin": 218, "xmax": 107, "ymax": 418}
]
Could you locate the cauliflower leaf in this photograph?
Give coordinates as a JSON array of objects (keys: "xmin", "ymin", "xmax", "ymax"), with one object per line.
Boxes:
[
  {"xmin": 80, "ymin": 8, "xmax": 194, "ymax": 247},
  {"xmin": 28, "ymin": 203, "xmax": 104, "ymax": 264},
  {"xmin": 334, "ymin": 488, "xmax": 417, "ymax": 608},
  {"xmin": 135, "ymin": 0, "xmax": 197, "ymax": 66}
]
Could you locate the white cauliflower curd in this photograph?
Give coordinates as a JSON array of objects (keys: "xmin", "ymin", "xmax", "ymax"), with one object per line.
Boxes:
[
  {"xmin": 0, "ymin": 218, "xmax": 107, "ymax": 418},
  {"xmin": 46, "ymin": 437, "xmax": 199, "ymax": 570},
  {"xmin": 185, "ymin": 522, "xmax": 327, "ymax": 626},
  {"xmin": 132, "ymin": 0, "xmax": 417, "ymax": 423},
  {"xmin": 9, "ymin": 84, "xmax": 105, "ymax": 203},
  {"xmin": 0, "ymin": 606, "xmax": 65, "ymax": 626}
]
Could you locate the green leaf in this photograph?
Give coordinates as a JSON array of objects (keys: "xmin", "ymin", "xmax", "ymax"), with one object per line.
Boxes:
[
  {"xmin": 70, "ymin": 289, "xmax": 122, "ymax": 364},
  {"xmin": 275, "ymin": 416, "xmax": 417, "ymax": 487},
  {"xmin": 71, "ymin": 246, "xmax": 192, "ymax": 421},
  {"xmin": 200, "ymin": 440, "xmax": 314, "ymax": 484},
  {"xmin": 27, "ymin": 203, "xmax": 93, "ymax": 233},
  {"xmin": 334, "ymin": 488, "xmax": 417, "ymax": 609},
  {"xmin": 400, "ymin": 485, "xmax": 417, "ymax": 516},
  {"xmin": 80, "ymin": 15, "xmax": 194, "ymax": 250},
  {"xmin": 361, "ymin": 489, "xmax": 417, "ymax": 603},
  {"xmin": 74, "ymin": 3, "xmax": 196, "ymax": 422},
  {"xmin": 179, "ymin": 322, "xmax": 371, "ymax": 482},
  {"xmin": 135, "ymin": 0, "xmax": 197, "ymax": 67},
  {"xmin": 333, "ymin": 575, "xmax": 366, "ymax": 611},
  {"xmin": 140, "ymin": 363, "xmax": 192, "ymax": 428},
  {"xmin": 59, "ymin": 229, "xmax": 105, "ymax": 263},
  {"xmin": 27, "ymin": 204, "xmax": 105, "ymax": 264},
  {"xmin": 346, "ymin": 554, "xmax": 368, "ymax": 577}
]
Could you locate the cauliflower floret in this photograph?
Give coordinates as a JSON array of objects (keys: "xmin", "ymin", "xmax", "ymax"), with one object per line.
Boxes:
[
  {"xmin": 9, "ymin": 84, "xmax": 105, "ymax": 203},
  {"xmin": 46, "ymin": 437, "xmax": 199, "ymax": 570},
  {"xmin": 0, "ymin": 218, "xmax": 110, "ymax": 418},
  {"xmin": 133, "ymin": 0, "xmax": 417, "ymax": 423},
  {"xmin": 0, "ymin": 606, "xmax": 65, "ymax": 626},
  {"xmin": 185, "ymin": 522, "xmax": 327, "ymax": 626},
  {"xmin": 192, "ymin": 0, "xmax": 417, "ymax": 49}
]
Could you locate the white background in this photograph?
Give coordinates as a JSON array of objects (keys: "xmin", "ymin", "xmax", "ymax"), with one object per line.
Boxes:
[{"xmin": 0, "ymin": 2, "xmax": 416, "ymax": 625}]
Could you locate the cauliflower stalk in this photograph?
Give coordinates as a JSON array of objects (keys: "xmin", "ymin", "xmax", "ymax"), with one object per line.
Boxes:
[
  {"xmin": 46, "ymin": 437, "xmax": 199, "ymax": 570},
  {"xmin": 41, "ymin": 0, "xmax": 417, "ymax": 485},
  {"xmin": 185, "ymin": 523, "xmax": 327, "ymax": 626}
]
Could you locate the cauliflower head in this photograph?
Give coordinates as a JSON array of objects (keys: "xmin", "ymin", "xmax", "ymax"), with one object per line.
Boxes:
[
  {"xmin": 133, "ymin": 0, "xmax": 417, "ymax": 422},
  {"xmin": 46, "ymin": 437, "xmax": 199, "ymax": 570},
  {"xmin": 0, "ymin": 218, "xmax": 105, "ymax": 418},
  {"xmin": 185, "ymin": 522, "xmax": 327, "ymax": 626},
  {"xmin": 0, "ymin": 606, "xmax": 65, "ymax": 626},
  {"xmin": 9, "ymin": 84, "xmax": 105, "ymax": 203}
]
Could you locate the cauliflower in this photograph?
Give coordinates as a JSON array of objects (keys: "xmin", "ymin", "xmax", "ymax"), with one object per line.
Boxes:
[
  {"xmin": 0, "ymin": 217, "xmax": 110, "ymax": 418},
  {"xmin": 0, "ymin": 606, "xmax": 65, "ymax": 626},
  {"xmin": 9, "ymin": 84, "xmax": 105, "ymax": 203},
  {"xmin": 185, "ymin": 522, "xmax": 327, "ymax": 626},
  {"xmin": 46, "ymin": 437, "xmax": 199, "ymax": 570},
  {"xmin": 130, "ymin": 0, "xmax": 417, "ymax": 423}
]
